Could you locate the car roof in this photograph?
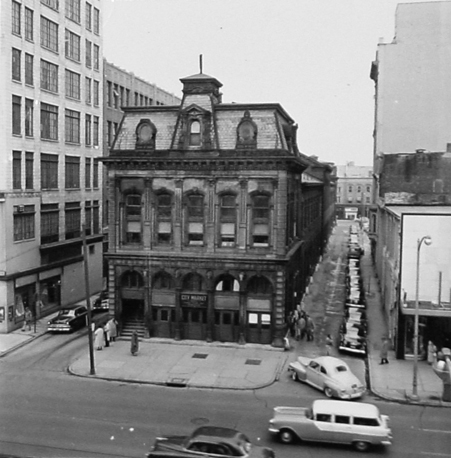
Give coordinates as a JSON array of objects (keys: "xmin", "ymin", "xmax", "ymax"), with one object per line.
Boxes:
[
  {"xmin": 313, "ymin": 400, "xmax": 379, "ymax": 417},
  {"xmin": 312, "ymin": 356, "xmax": 349, "ymax": 369},
  {"xmin": 191, "ymin": 426, "xmax": 241, "ymax": 441}
]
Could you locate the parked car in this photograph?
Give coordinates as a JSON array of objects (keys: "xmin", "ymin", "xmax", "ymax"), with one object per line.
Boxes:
[
  {"xmin": 268, "ymin": 399, "xmax": 392, "ymax": 452},
  {"xmin": 148, "ymin": 426, "xmax": 274, "ymax": 458},
  {"xmin": 93, "ymin": 290, "xmax": 109, "ymax": 312},
  {"xmin": 288, "ymin": 356, "xmax": 365, "ymax": 399},
  {"xmin": 47, "ymin": 305, "xmax": 88, "ymax": 332},
  {"xmin": 339, "ymin": 326, "xmax": 367, "ymax": 356}
]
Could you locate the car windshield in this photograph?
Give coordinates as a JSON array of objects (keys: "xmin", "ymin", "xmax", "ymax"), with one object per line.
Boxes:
[
  {"xmin": 58, "ymin": 310, "xmax": 75, "ymax": 318},
  {"xmin": 335, "ymin": 365, "xmax": 348, "ymax": 372},
  {"xmin": 236, "ymin": 433, "xmax": 251, "ymax": 455}
]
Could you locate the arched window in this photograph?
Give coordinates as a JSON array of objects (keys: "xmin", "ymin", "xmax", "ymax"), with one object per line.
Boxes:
[
  {"xmin": 121, "ymin": 271, "xmax": 144, "ymax": 288},
  {"xmin": 189, "ymin": 120, "xmax": 201, "ymax": 146},
  {"xmin": 215, "ymin": 274, "xmax": 239, "ymax": 292},
  {"xmin": 124, "ymin": 193, "xmax": 141, "ymax": 244},
  {"xmin": 251, "ymin": 193, "xmax": 270, "ymax": 247},
  {"xmin": 156, "ymin": 192, "xmax": 172, "ymax": 244},
  {"xmin": 183, "ymin": 273, "xmax": 204, "ymax": 291},
  {"xmin": 247, "ymin": 276, "xmax": 272, "ymax": 295},
  {"xmin": 153, "ymin": 272, "xmax": 173, "ymax": 290},
  {"xmin": 219, "ymin": 193, "xmax": 236, "ymax": 247},
  {"xmin": 186, "ymin": 193, "xmax": 204, "ymax": 245}
]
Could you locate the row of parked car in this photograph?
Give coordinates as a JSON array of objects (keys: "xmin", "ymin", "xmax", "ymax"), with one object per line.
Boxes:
[{"xmin": 338, "ymin": 225, "xmax": 367, "ymax": 356}]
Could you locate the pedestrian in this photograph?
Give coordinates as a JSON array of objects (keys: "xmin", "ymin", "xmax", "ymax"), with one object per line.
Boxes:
[
  {"xmin": 130, "ymin": 330, "xmax": 139, "ymax": 356},
  {"xmin": 306, "ymin": 315, "xmax": 315, "ymax": 342},
  {"xmin": 22, "ymin": 307, "xmax": 32, "ymax": 331},
  {"xmin": 427, "ymin": 341, "xmax": 436, "ymax": 365},
  {"xmin": 108, "ymin": 317, "xmax": 118, "ymax": 342},
  {"xmin": 380, "ymin": 336, "xmax": 389, "ymax": 364},
  {"xmin": 103, "ymin": 323, "xmax": 110, "ymax": 347},
  {"xmin": 94, "ymin": 326, "xmax": 105, "ymax": 350},
  {"xmin": 326, "ymin": 334, "xmax": 333, "ymax": 355},
  {"xmin": 298, "ymin": 315, "xmax": 307, "ymax": 340}
]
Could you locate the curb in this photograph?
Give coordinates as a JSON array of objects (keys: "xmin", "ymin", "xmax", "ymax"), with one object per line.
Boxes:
[{"xmin": 0, "ymin": 332, "xmax": 46, "ymax": 358}]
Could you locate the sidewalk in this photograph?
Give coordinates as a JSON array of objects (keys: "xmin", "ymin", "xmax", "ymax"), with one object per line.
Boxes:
[{"xmin": 0, "ymin": 223, "xmax": 449, "ymax": 405}]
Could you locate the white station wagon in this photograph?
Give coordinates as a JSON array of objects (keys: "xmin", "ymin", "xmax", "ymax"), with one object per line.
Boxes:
[{"xmin": 269, "ymin": 400, "xmax": 392, "ymax": 452}]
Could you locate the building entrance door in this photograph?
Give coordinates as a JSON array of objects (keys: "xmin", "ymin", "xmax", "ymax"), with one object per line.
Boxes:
[
  {"xmin": 182, "ymin": 308, "xmax": 207, "ymax": 340},
  {"xmin": 214, "ymin": 310, "xmax": 239, "ymax": 342},
  {"xmin": 152, "ymin": 307, "xmax": 175, "ymax": 338},
  {"xmin": 247, "ymin": 312, "xmax": 271, "ymax": 344}
]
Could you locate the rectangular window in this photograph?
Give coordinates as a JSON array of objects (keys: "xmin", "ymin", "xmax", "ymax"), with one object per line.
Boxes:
[
  {"xmin": 40, "ymin": 60, "xmax": 58, "ymax": 93},
  {"xmin": 41, "ymin": 153, "xmax": 58, "ymax": 189},
  {"xmin": 85, "ymin": 39, "xmax": 92, "ymax": 68},
  {"xmin": 85, "ymin": 77, "xmax": 92, "ymax": 104},
  {"xmin": 93, "ymin": 159, "xmax": 99, "ymax": 188},
  {"xmin": 65, "ymin": 156, "xmax": 80, "ymax": 188},
  {"xmin": 65, "ymin": 69, "xmax": 80, "ymax": 99},
  {"xmin": 66, "ymin": 0, "xmax": 80, "ymax": 23},
  {"xmin": 12, "ymin": 48, "xmax": 21, "ymax": 81},
  {"xmin": 14, "ymin": 205, "xmax": 35, "ymax": 242},
  {"xmin": 41, "ymin": 203, "xmax": 59, "ymax": 244},
  {"xmin": 85, "ymin": 2, "xmax": 92, "ymax": 30},
  {"xmin": 25, "ymin": 8, "xmax": 33, "ymax": 41},
  {"xmin": 120, "ymin": 86, "xmax": 125, "ymax": 107},
  {"xmin": 85, "ymin": 114, "xmax": 91, "ymax": 145},
  {"xmin": 41, "ymin": 16, "xmax": 58, "ymax": 53},
  {"xmin": 25, "ymin": 54, "xmax": 33, "ymax": 85},
  {"xmin": 93, "ymin": 44, "xmax": 99, "ymax": 70},
  {"xmin": 65, "ymin": 202, "xmax": 81, "ymax": 239},
  {"xmin": 126, "ymin": 89, "xmax": 130, "ymax": 105},
  {"xmin": 93, "ymin": 200, "xmax": 99, "ymax": 234},
  {"xmin": 25, "ymin": 152, "xmax": 34, "ymax": 190},
  {"xmin": 93, "ymin": 80, "xmax": 99, "ymax": 106},
  {"xmin": 93, "ymin": 116, "xmax": 99, "ymax": 146},
  {"xmin": 65, "ymin": 29, "xmax": 80, "ymax": 62},
  {"xmin": 107, "ymin": 81, "xmax": 112, "ymax": 107},
  {"xmin": 93, "ymin": 7, "xmax": 100, "ymax": 34},
  {"xmin": 40, "ymin": 102, "xmax": 58, "ymax": 140},
  {"xmin": 85, "ymin": 158, "xmax": 91, "ymax": 188},
  {"xmin": 13, "ymin": 151, "xmax": 22, "ymax": 190},
  {"xmin": 41, "ymin": 0, "xmax": 59, "ymax": 10},
  {"xmin": 84, "ymin": 201, "xmax": 92, "ymax": 236},
  {"xmin": 12, "ymin": 1, "xmax": 21, "ymax": 36},
  {"xmin": 113, "ymin": 84, "xmax": 119, "ymax": 108},
  {"xmin": 12, "ymin": 95, "xmax": 21, "ymax": 135},
  {"xmin": 107, "ymin": 121, "xmax": 112, "ymax": 146},
  {"xmin": 65, "ymin": 109, "xmax": 80, "ymax": 144},
  {"xmin": 25, "ymin": 98, "xmax": 34, "ymax": 137}
]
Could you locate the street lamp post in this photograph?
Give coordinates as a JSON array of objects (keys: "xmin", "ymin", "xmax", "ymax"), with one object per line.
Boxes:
[{"xmin": 412, "ymin": 235, "xmax": 432, "ymax": 399}]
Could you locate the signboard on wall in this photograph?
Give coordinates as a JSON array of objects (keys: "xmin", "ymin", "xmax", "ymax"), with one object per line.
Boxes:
[
  {"xmin": 181, "ymin": 293, "xmax": 208, "ymax": 308},
  {"xmin": 400, "ymin": 213, "xmax": 451, "ymax": 307}
]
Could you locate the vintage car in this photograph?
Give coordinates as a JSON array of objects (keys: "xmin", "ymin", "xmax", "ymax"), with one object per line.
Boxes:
[
  {"xmin": 268, "ymin": 400, "xmax": 392, "ymax": 452},
  {"xmin": 93, "ymin": 290, "xmax": 109, "ymax": 312},
  {"xmin": 339, "ymin": 326, "xmax": 367, "ymax": 356},
  {"xmin": 148, "ymin": 426, "xmax": 274, "ymax": 458},
  {"xmin": 288, "ymin": 356, "xmax": 365, "ymax": 399},
  {"xmin": 47, "ymin": 305, "xmax": 88, "ymax": 332}
]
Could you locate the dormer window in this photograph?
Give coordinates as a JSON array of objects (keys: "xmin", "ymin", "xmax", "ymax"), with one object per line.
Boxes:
[
  {"xmin": 189, "ymin": 120, "xmax": 201, "ymax": 146},
  {"xmin": 236, "ymin": 111, "xmax": 257, "ymax": 149},
  {"xmin": 135, "ymin": 119, "xmax": 156, "ymax": 150}
]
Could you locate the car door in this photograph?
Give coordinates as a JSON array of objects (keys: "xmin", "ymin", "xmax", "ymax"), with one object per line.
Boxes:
[
  {"xmin": 312, "ymin": 413, "xmax": 336, "ymax": 443},
  {"xmin": 306, "ymin": 361, "xmax": 322, "ymax": 389},
  {"xmin": 332, "ymin": 415, "xmax": 353, "ymax": 444}
]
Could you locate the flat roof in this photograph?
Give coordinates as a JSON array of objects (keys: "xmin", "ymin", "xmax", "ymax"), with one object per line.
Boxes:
[{"xmin": 386, "ymin": 206, "xmax": 451, "ymax": 218}]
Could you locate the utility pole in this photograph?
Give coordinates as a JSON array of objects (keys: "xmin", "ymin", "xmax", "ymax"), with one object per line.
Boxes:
[{"xmin": 82, "ymin": 224, "xmax": 96, "ymax": 375}]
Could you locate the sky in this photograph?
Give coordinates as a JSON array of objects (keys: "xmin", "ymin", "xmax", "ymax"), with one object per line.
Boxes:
[{"xmin": 102, "ymin": 0, "xmax": 438, "ymax": 167}]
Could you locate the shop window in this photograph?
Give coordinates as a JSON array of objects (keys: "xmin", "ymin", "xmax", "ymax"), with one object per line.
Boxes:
[
  {"xmin": 251, "ymin": 193, "xmax": 270, "ymax": 247},
  {"xmin": 157, "ymin": 192, "xmax": 172, "ymax": 244},
  {"xmin": 219, "ymin": 194, "xmax": 236, "ymax": 247},
  {"xmin": 124, "ymin": 193, "xmax": 141, "ymax": 244},
  {"xmin": 189, "ymin": 120, "xmax": 201, "ymax": 146}
]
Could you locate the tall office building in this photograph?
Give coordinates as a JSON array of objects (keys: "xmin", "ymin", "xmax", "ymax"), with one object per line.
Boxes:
[{"xmin": 0, "ymin": 0, "xmax": 104, "ymax": 333}]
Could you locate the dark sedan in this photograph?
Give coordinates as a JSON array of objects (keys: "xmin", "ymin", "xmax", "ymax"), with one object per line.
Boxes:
[
  {"xmin": 148, "ymin": 426, "xmax": 274, "ymax": 458},
  {"xmin": 47, "ymin": 305, "xmax": 88, "ymax": 332}
]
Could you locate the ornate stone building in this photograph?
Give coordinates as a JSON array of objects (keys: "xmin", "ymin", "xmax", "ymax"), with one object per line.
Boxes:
[{"xmin": 102, "ymin": 72, "xmax": 334, "ymax": 346}]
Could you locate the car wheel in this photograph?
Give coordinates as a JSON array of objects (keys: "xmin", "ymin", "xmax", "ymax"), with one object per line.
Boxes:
[
  {"xmin": 353, "ymin": 441, "xmax": 370, "ymax": 452},
  {"xmin": 279, "ymin": 429, "xmax": 296, "ymax": 444},
  {"xmin": 324, "ymin": 386, "xmax": 334, "ymax": 398},
  {"xmin": 291, "ymin": 371, "xmax": 299, "ymax": 382}
]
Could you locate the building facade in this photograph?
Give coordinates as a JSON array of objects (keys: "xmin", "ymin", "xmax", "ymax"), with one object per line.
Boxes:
[
  {"xmin": 335, "ymin": 162, "xmax": 372, "ymax": 220},
  {"xmin": 370, "ymin": 2, "xmax": 451, "ymax": 358},
  {"xmin": 0, "ymin": 0, "xmax": 104, "ymax": 332},
  {"xmin": 102, "ymin": 72, "xmax": 334, "ymax": 346}
]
